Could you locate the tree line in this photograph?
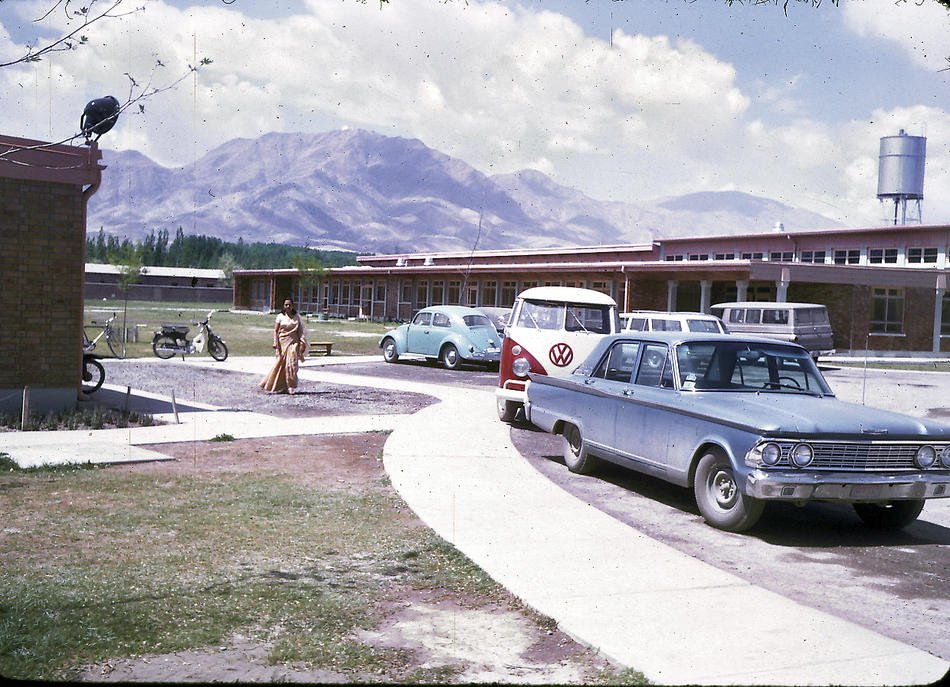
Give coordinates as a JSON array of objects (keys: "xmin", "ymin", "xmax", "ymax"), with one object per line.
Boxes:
[{"xmin": 86, "ymin": 228, "xmax": 360, "ymax": 272}]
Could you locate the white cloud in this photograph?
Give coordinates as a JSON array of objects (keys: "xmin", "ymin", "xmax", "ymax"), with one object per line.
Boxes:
[
  {"xmin": 841, "ymin": 0, "xmax": 950, "ymax": 71},
  {"xmin": 0, "ymin": 0, "xmax": 946, "ymax": 229}
]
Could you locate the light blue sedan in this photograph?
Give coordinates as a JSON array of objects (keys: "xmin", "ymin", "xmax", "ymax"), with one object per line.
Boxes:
[
  {"xmin": 380, "ymin": 306, "xmax": 502, "ymax": 370},
  {"xmin": 526, "ymin": 331, "xmax": 950, "ymax": 532}
]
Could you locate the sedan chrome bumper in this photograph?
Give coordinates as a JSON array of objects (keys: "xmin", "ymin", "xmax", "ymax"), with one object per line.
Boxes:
[{"xmin": 746, "ymin": 470, "xmax": 950, "ymax": 501}]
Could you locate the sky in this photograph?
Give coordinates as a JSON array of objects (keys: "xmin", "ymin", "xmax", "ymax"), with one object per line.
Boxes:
[{"xmin": 1, "ymin": 0, "xmax": 948, "ymax": 229}]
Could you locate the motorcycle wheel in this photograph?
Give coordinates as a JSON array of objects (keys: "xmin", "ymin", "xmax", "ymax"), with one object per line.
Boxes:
[
  {"xmin": 81, "ymin": 357, "xmax": 105, "ymax": 394},
  {"xmin": 152, "ymin": 335, "xmax": 177, "ymax": 359},
  {"xmin": 208, "ymin": 338, "xmax": 229, "ymax": 361}
]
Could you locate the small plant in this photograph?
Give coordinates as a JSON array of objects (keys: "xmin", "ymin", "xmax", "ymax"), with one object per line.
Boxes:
[
  {"xmin": 0, "ymin": 408, "xmax": 157, "ymax": 432},
  {"xmin": 210, "ymin": 433, "xmax": 235, "ymax": 442}
]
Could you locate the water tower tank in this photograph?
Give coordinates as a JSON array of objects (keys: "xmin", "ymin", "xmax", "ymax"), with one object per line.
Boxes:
[{"xmin": 877, "ymin": 129, "xmax": 926, "ymax": 224}]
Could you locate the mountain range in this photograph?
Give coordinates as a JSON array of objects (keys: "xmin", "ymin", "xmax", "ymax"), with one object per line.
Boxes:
[{"xmin": 87, "ymin": 128, "xmax": 841, "ymax": 254}]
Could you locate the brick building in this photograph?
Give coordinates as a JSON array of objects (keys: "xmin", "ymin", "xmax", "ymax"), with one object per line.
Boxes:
[
  {"xmin": 85, "ymin": 263, "xmax": 229, "ymax": 302},
  {"xmin": 233, "ymin": 224, "xmax": 950, "ymax": 356},
  {"xmin": 1, "ymin": 134, "xmax": 104, "ymax": 413}
]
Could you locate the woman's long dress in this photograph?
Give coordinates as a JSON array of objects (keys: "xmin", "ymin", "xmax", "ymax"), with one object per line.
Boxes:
[{"xmin": 260, "ymin": 314, "xmax": 307, "ymax": 393}]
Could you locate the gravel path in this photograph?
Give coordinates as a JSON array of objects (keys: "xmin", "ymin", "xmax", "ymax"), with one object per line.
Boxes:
[{"xmin": 101, "ymin": 359, "xmax": 436, "ymax": 418}]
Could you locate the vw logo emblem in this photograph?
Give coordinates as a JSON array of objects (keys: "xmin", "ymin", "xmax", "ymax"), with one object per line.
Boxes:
[{"xmin": 549, "ymin": 343, "xmax": 574, "ymax": 367}]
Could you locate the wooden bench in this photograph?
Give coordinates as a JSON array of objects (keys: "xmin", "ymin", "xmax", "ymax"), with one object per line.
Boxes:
[{"xmin": 310, "ymin": 341, "xmax": 333, "ymax": 356}]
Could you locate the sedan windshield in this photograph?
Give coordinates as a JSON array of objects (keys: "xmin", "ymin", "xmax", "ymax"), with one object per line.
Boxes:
[{"xmin": 676, "ymin": 341, "xmax": 832, "ymax": 395}]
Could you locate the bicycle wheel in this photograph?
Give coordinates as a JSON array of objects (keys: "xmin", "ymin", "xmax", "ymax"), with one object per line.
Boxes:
[
  {"xmin": 106, "ymin": 326, "xmax": 126, "ymax": 358},
  {"xmin": 81, "ymin": 357, "xmax": 105, "ymax": 394}
]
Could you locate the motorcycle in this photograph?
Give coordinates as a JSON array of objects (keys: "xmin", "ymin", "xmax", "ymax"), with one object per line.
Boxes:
[
  {"xmin": 151, "ymin": 310, "xmax": 229, "ymax": 361},
  {"xmin": 82, "ymin": 353, "xmax": 105, "ymax": 394}
]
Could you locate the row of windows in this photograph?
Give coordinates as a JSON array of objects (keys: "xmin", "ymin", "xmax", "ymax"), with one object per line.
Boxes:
[{"xmin": 665, "ymin": 246, "xmax": 943, "ymax": 266}]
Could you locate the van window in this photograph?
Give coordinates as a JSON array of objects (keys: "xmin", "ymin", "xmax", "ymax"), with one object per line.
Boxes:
[
  {"xmin": 652, "ymin": 318, "xmax": 682, "ymax": 332},
  {"xmin": 762, "ymin": 308, "xmax": 789, "ymax": 325},
  {"xmin": 628, "ymin": 317, "xmax": 647, "ymax": 331},
  {"xmin": 517, "ymin": 301, "xmax": 563, "ymax": 330},
  {"xmin": 797, "ymin": 308, "xmax": 829, "ymax": 326},
  {"xmin": 729, "ymin": 308, "xmax": 761, "ymax": 324},
  {"xmin": 566, "ymin": 305, "xmax": 612, "ymax": 333},
  {"xmin": 687, "ymin": 318, "xmax": 722, "ymax": 333}
]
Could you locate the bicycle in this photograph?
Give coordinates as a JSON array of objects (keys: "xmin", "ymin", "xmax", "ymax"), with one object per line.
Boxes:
[
  {"xmin": 83, "ymin": 312, "xmax": 126, "ymax": 358},
  {"xmin": 81, "ymin": 353, "xmax": 105, "ymax": 394}
]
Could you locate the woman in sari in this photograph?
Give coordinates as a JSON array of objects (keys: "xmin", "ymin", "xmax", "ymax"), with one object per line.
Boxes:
[{"xmin": 260, "ymin": 297, "xmax": 308, "ymax": 394}]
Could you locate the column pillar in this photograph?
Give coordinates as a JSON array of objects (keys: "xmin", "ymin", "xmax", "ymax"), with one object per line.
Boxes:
[
  {"xmin": 736, "ymin": 280, "xmax": 749, "ymax": 302},
  {"xmin": 699, "ymin": 280, "xmax": 712, "ymax": 313},
  {"xmin": 666, "ymin": 280, "xmax": 678, "ymax": 312}
]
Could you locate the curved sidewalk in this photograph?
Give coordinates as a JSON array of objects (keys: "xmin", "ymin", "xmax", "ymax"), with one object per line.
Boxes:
[{"xmin": 374, "ymin": 378, "xmax": 949, "ymax": 686}]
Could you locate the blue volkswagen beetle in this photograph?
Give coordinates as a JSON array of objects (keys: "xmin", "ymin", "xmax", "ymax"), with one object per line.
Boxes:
[
  {"xmin": 380, "ymin": 306, "xmax": 502, "ymax": 370},
  {"xmin": 526, "ymin": 331, "xmax": 950, "ymax": 532}
]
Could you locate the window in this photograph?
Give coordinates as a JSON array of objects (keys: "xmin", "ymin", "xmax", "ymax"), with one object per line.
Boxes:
[
  {"xmin": 688, "ymin": 253, "xmax": 709, "ymax": 261},
  {"xmin": 714, "ymin": 253, "xmax": 736, "ymax": 260},
  {"xmin": 481, "ymin": 281, "xmax": 497, "ymax": 306},
  {"xmin": 565, "ymin": 305, "xmax": 612, "ymax": 333},
  {"xmin": 869, "ymin": 248, "xmax": 898, "ymax": 264},
  {"xmin": 431, "ymin": 281, "xmax": 445, "ymax": 305},
  {"xmin": 501, "ymin": 281, "xmax": 517, "ymax": 305},
  {"xmin": 400, "ymin": 282, "xmax": 412, "ymax": 303},
  {"xmin": 432, "ymin": 312, "xmax": 451, "ymax": 327},
  {"xmin": 870, "ymin": 288, "xmax": 903, "ymax": 334},
  {"xmin": 591, "ymin": 280, "xmax": 610, "ymax": 295},
  {"xmin": 635, "ymin": 344, "xmax": 672, "ymax": 388},
  {"xmin": 374, "ymin": 282, "xmax": 386, "ymax": 302},
  {"xmin": 729, "ymin": 308, "xmax": 761, "ymax": 324},
  {"xmin": 834, "ymin": 249, "xmax": 860, "ymax": 265},
  {"xmin": 800, "ymin": 250, "xmax": 826, "ymax": 263},
  {"xmin": 447, "ymin": 281, "xmax": 461, "ymax": 305},
  {"xmin": 593, "ymin": 342, "xmax": 640, "ymax": 383},
  {"xmin": 416, "ymin": 280, "xmax": 428, "ymax": 307},
  {"xmin": 741, "ymin": 252, "xmax": 764, "ymax": 260},
  {"xmin": 769, "ymin": 251, "xmax": 793, "ymax": 262},
  {"xmin": 665, "ymin": 254, "xmax": 685, "ymax": 261},
  {"xmin": 762, "ymin": 308, "xmax": 789, "ymax": 325},
  {"xmin": 908, "ymin": 247, "xmax": 938, "ymax": 264},
  {"xmin": 412, "ymin": 312, "xmax": 432, "ymax": 326},
  {"xmin": 651, "ymin": 318, "xmax": 682, "ymax": 331}
]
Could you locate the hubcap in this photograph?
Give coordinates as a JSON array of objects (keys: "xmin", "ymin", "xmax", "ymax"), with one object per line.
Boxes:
[
  {"xmin": 446, "ymin": 349, "xmax": 457, "ymax": 365},
  {"xmin": 712, "ymin": 469, "xmax": 737, "ymax": 508}
]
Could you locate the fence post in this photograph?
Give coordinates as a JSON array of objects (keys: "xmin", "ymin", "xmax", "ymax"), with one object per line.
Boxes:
[{"xmin": 20, "ymin": 386, "xmax": 29, "ymax": 430}]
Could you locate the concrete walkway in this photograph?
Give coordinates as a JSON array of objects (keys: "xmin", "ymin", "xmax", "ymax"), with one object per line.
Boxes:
[{"xmin": 3, "ymin": 356, "xmax": 948, "ymax": 685}]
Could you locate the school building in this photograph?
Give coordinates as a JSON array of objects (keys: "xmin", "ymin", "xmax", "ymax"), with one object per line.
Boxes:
[{"xmin": 233, "ymin": 223, "xmax": 950, "ymax": 356}]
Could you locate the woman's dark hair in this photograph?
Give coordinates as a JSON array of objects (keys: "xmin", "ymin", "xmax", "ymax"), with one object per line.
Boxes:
[{"xmin": 282, "ymin": 298, "xmax": 297, "ymax": 317}]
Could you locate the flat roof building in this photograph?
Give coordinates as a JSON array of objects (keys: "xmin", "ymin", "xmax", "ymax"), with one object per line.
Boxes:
[{"xmin": 233, "ymin": 223, "xmax": 950, "ymax": 356}]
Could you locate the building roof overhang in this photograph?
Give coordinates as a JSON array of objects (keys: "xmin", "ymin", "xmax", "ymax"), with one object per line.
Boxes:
[{"xmin": 0, "ymin": 134, "xmax": 103, "ymax": 187}]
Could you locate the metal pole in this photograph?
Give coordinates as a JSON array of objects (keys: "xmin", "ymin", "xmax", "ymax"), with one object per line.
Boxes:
[
  {"xmin": 171, "ymin": 389, "xmax": 180, "ymax": 424},
  {"xmin": 20, "ymin": 386, "xmax": 29, "ymax": 430}
]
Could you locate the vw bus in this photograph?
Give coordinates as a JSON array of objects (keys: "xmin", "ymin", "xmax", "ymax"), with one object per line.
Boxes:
[{"xmin": 497, "ymin": 286, "xmax": 619, "ymax": 422}]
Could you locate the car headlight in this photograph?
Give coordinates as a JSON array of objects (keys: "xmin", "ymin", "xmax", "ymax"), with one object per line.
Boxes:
[
  {"xmin": 512, "ymin": 357, "xmax": 531, "ymax": 377},
  {"xmin": 790, "ymin": 443, "xmax": 814, "ymax": 468},
  {"xmin": 511, "ymin": 344, "xmax": 522, "ymax": 356},
  {"xmin": 760, "ymin": 442, "xmax": 782, "ymax": 466},
  {"xmin": 915, "ymin": 445, "xmax": 937, "ymax": 469},
  {"xmin": 940, "ymin": 446, "xmax": 950, "ymax": 469}
]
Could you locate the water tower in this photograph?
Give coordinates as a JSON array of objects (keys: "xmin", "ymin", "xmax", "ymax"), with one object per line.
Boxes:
[{"xmin": 877, "ymin": 129, "xmax": 926, "ymax": 225}]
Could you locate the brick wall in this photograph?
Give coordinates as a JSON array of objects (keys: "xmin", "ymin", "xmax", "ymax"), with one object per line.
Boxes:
[{"xmin": 0, "ymin": 177, "xmax": 86, "ymax": 412}]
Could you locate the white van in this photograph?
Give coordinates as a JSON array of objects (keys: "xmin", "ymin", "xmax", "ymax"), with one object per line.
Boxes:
[
  {"xmin": 621, "ymin": 310, "xmax": 729, "ymax": 334},
  {"xmin": 709, "ymin": 302, "xmax": 835, "ymax": 359},
  {"xmin": 497, "ymin": 286, "xmax": 619, "ymax": 422}
]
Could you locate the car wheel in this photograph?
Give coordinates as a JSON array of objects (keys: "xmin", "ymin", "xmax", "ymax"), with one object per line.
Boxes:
[
  {"xmin": 561, "ymin": 423, "xmax": 598, "ymax": 475},
  {"xmin": 441, "ymin": 343, "xmax": 461, "ymax": 370},
  {"xmin": 382, "ymin": 338, "xmax": 399, "ymax": 363},
  {"xmin": 497, "ymin": 398, "xmax": 519, "ymax": 423},
  {"xmin": 853, "ymin": 500, "xmax": 924, "ymax": 530},
  {"xmin": 693, "ymin": 449, "xmax": 764, "ymax": 532}
]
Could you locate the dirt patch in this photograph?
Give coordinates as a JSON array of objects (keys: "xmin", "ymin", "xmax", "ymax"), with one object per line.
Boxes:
[{"xmin": 76, "ymin": 434, "xmax": 616, "ymax": 683}]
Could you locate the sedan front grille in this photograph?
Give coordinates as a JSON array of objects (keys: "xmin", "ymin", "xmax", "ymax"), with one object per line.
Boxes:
[{"xmin": 774, "ymin": 441, "xmax": 943, "ymax": 471}]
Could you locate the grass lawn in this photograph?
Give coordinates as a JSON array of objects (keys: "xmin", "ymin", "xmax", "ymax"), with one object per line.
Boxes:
[{"xmin": 84, "ymin": 299, "xmax": 393, "ymax": 358}]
